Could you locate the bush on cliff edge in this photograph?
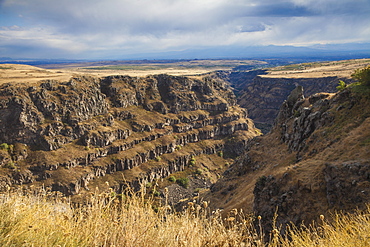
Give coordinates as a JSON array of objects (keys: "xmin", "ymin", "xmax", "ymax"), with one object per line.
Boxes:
[{"xmin": 352, "ymin": 66, "xmax": 370, "ymax": 86}]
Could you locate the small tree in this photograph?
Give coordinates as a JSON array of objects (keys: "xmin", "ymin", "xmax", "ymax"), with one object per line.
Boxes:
[
  {"xmin": 0, "ymin": 143, "xmax": 9, "ymax": 150},
  {"xmin": 177, "ymin": 177, "xmax": 189, "ymax": 188},
  {"xmin": 336, "ymin": 80, "xmax": 347, "ymax": 91},
  {"xmin": 352, "ymin": 66, "xmax": 370, "ymax": 86}
]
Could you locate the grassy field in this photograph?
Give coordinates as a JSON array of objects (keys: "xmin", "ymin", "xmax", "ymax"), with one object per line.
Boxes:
[
  {"xmin": 0, "ymin": 188, "xmax": 369, "ymax": 247},
  {"xmin": 263, "ymin": 58, "xmax": 370, "ymax": 79},
  {"xmin": 0, "ymin": 59, "xmax": 266, "ymax": 84},
  {"xmin": 1, "ymin": 59, "xmax": 370, "ymax": 84},
  {"xmin": 82, "ymin": 59, "xmax": 266, "ymax": 71}
]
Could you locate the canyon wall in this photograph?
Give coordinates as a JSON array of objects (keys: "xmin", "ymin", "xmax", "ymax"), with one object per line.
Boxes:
[
  {"xmin": 0, "ymin": 73, "xmax": 258, "ymax": 199},
  {"xmin": 207, "ymin": 84, "xmax": 370, "ymax": 232},
  {"xmin": 218, "ymin": 68, "xmax": 351, "ymax": 133}
]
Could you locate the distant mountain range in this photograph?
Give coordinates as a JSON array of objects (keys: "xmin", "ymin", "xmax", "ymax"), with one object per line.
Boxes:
[
  {"xmin": 150, "ymin": 43, "xmax": 370, "ymax": 60},
  {"xmin": 1, "ymin": 43, "xmax": 369, "ymax": 65}
]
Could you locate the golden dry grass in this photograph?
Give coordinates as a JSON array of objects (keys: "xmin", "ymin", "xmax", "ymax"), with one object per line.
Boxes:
[
  {"xmin": 0, "ymin": 64, "xmax": 74, "ymax": 84},
  {"xmin": 276, "ymin": 209, "xmax": 370, "ymax": 246},
  {"xmin": 0, "ymin": 187, "xmax": 369, "ymax": 247},
  {"xmin": 0, "ymin": 187, "xmax": 258, "ymax": 247},
  {"xmin": 0, "ymin": 60, "xmax": 262, "ymax": 84},
  {"xmin": 262, "ymin": 59, "xmax": 370, "ymax": 79},
  {"xmin": 1, "ymin": 59, "xmax": 369, "ymax": 85}
]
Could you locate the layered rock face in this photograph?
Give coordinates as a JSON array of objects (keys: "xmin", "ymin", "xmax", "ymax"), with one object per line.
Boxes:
[
  {"xmin": 207, "ymin": 84, "xmax": 370, "ymax": 233},
  {"xmin": 0, "ymin": 77, "xmax": 108, "ymax": 150},
  {"xmin": 254, "ymin": 87, "xmax": 370, "ymax": 227},
  {"xmin": 0, "ymin": 74, "xmax": 258, "ymax": 198},
  {"xmin": 235, "ymin": 75, "xmax": 345, "ymax": 130}
]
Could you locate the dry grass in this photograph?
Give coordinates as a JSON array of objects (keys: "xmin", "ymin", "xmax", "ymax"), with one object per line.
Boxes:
[
  {"xmin": 0, "ymin": 187, "xmax": 257, "ymax": 247},
  {"xmin": 277, "ymin": 209, "xmax": 370, "ymax": 246},
  {"xmin": 263, "ymin": 58, "xmax": 370, "ymax": 79},
  {"xmin": 0, "ymin": 187, "xmax": 369, "ymax": 247},
  {"xmin": 0, "ymin": 64, "xmax": 73, "ymax": 84},
  {"xmin": 2, "ymin": 59, "xmax": 369, "ymax": 85},
  {"xmin": 0, "ymin": 60, "xmax": 264, "ymax": 84}
]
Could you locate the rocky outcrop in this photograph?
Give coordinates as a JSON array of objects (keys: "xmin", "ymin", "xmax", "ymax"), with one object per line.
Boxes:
[
  {"xmin": 0, "ymin": 73, "xmax": 258, "ymax": 197},
  {"xmin": 101, "ymin": 74, "xmax": 236, "ymax": 114},
  {"xmin": 324, "ymin": 162, "xmax": 370, "ymax": 209},
  {"xmin": 32, "ymin": 78, "xmax": 108, "ymax": 123},
  {"xmin": 0, "ymin": 84, "xmax": 44, "ymax": 145},
  {"xmin": 233, "ymin": 74, "xmax": 348, "ymax": 131},
  {"xmin": 0, "ymin": 77, "xmax": 109, "ymax": 150},
  {"xmin": 252, "ymin": 160, "xmax": 370, "ymax": 234},
  {"xmin": 252, "ymin": 86, "xmax": 370, "ymax": 231},
  {"xmin": 82, "ymin": 128, "xmax": 131, "ymax": 147},
  {"xmin": 274, "ymin": 87, "xmax": 335, "ymax": 154},
  {"xmin": 207, "ymin": 83, "xmax": 370, "ymax": 234}
]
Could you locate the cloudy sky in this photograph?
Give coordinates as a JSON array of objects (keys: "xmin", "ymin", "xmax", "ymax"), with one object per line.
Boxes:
[{"xmin": 1, "ymin": 0, "xmax": 369, "ymax": 60}]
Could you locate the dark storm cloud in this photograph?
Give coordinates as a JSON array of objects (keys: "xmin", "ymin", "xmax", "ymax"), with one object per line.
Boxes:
[
  {"xmin": 251, "ymin": 3, "xmax": 314, "ymax": 17},
  {"xmin": 0, "ymin": 0, "xmax": 369, "ymax": 59}
]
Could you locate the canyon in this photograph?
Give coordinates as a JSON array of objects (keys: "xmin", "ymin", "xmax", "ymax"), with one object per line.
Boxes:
[
  {"xmin": 222, "ymin": 59, "xmax": 370, "ymax": 132},
  {"xmin": 0, "ymin": 59, "xmax": 369, "ymax": 231},
  {"xmin": 206, "ymin": 80, "xmax": 370, "ymax": 232},
  {"xmin": 0, "ymin": 70, "xmax": 258, "ymax": 203}
]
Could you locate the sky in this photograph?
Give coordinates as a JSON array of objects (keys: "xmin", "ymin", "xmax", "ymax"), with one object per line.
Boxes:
[{"xmin": 0, "ymin": 0, "xmax": 369, "ymax": 60}]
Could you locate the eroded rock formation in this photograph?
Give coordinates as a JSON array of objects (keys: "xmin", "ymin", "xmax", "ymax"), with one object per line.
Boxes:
[
  {"xmin": 235, "ymin": 75, "xmax": 346, "ymax": 131},
  {"xmin": 207, "ymin": 84, "xmax": 370, "ymax": 234},
  {"xmin": 0, "ymin": 73, "xmax": 258, "ymax": 198}
]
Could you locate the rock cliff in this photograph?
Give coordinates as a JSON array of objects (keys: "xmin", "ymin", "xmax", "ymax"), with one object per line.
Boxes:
[
  {"xmin": 206, "ymin": 83, "xmax": 370, "ymax": 233},
  {"xmin": 224, "ymin": 71, "xmax": 350, "ymax": 133},
  {"xmin": 0, "ymin": 73, "xmax": 258, "ymax": 201}
]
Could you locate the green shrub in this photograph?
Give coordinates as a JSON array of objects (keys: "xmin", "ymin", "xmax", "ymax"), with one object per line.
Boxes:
[
  {"xmin": 195, "ymin": 168, "xmax": 203, "ymax": 175},
  {"xmin": 336, "ymin": 80, "xmax": 347, "ymax": 91},
  {"xmin": 155, "ymin": 156, "xmax": 161, "ymax": 162},
  {"xmin": 145, "ymin": 182, "xmax": 152, "ymax": 188},
  {"xmin": 151, "ymin": 189, "xmax": 160, "ymax": 197},
  {"xmin": 168, "ymin": 176, "xmax": 176, "ymax": 182},
  {"xmin": 194, "ymin": 188, "xmax": 201, "ymax": 193},
  {"xmin": 218, "ymin": 151, "xmax": 223, "ymax": 158},
  {"xmin": 177, "ymin": 177, "xmax": 189, "ymax": 188},
  {"xmin": 189, "ymin": 156, "xmax": 196, "ymax": 166},
  {"xmin": 0, "ymin": 143, "xmax": 9, "ymax": 150},
  {"xmin": 352, "ymin": 66, "xmax": 370, "ymax": 86}
]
